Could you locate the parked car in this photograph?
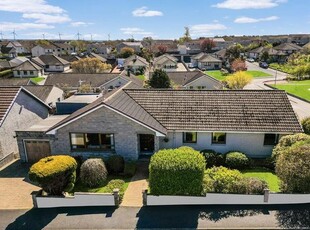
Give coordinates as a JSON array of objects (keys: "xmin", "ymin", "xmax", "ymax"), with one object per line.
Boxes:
[
  {"xmin": 259, "ymin": 62, "xmax": 269, "ymax": 68},
  {"xmin": 247, "ymin": 58, "xmax": 255, "ymax": 63}
]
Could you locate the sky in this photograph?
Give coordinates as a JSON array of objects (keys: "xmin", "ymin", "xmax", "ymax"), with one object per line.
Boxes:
[{"xmin": 0, "ymin": 0, "xmax": 309, "ymax": 40}]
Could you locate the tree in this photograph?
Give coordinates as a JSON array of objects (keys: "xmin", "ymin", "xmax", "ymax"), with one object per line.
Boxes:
[
  {"xmin": 231, "ymin": 58, "xmax": 247, "ymax": 72},
  {"xmin": 260, "ymin": 51, "xmax": 269, "ymax": 62},
  {"xmin": 148, "ymin": 69, "xmax": 171, "ymax": 88},
  {"xmin": 120, "ymin": 47, "xmax": 135, "ymax": 58},
  {"xmin": 200, "ymin": 39, "xmax": 216, "ymax": 52},
  {"xmin": 70, "ymin": 40, "xmax": 87, "ymax": 53},
  {"xmin": 226, "ymin": 43, "xmax": 244, "ymax": 63},
  {"xmin": 78, "ymin": 84, "xmax": 93, "ymax": 93},
  {"xmin": 157, "ymin": 45, "xmax": 168, "ymax": 55},
  {"xmin": 225, "ymin": 71, "xmax": 252, "ymax": 89},
  {"xmin": 35, "ymin": 40, "xmax": 50, "ymax": 46},
  {"xmin": 179, "ymin": 26, "xmax": 192, "ymax": 44},
  {"xmin": 72, "ymin": 58, "xmax": 112, "ymax": 74}
]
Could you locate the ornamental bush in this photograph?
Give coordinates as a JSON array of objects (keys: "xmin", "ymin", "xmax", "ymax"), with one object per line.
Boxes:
[
  {"xmin": 225, "ymin": 152, "xmax": 249, "ymax": 169},
  {"xmin": 301, "ymin": 117, "xmax": 310, "ymax": 134},
  {"xmin": 200, "ymin": 149, "xmax": 225, "ymax": 168},
  {"xmin": 149, "ymin": 148, "xmax": 205, "ymax": 195},
  {"xmin": 275, "ymin": 143, "xmax": 310, "ymax": 193},
  {"xmin": 123, "ymin": 161, "xmax": 137, "ymax": 177},
  {"xmin": 107, "ymin": 155, "xmax": 125, "ymax": 174},
  {"xmin": 29, "ymin": 155, "xmax": 77, "ymax": 195},
  {"xmin": 271, "ymin": 133, "xmax": 310, "ymax": 162},
  {"xmin": 203, "ymin": 166, "xmax": 243, "ymax": 194},
  {"xmin": 80, "ymin": 158, "xmax": 108, "ymax": 188}
]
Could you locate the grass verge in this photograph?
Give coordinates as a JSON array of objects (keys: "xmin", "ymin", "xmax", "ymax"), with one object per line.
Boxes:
[
  {"xmin": 205, "ymin": 70, "xmax": 271, "ymax": 81},
  {"xmin": 270, "ymin": 80, "xmax": 310, "ymax": 101}
]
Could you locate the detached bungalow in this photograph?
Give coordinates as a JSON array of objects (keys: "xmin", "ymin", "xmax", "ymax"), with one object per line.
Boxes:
[
  {"xmin": 17, "ymin": 86, "xmax": 302, "ymax": 163},
  {"xmin": 0, "ymin": 86, "xmax": 50, "ymax": 167},
  {"xmin": 32, "ymin": 55, "xmax": 70, "ymax": 72},
  {"xmin": 12, "ymin": 60, "xmax": 44, "ymax": 78},
  {"xmin": 153, "ymin": 54, "xmax": 178, "ymax": 71},
  {"xmin": 191, "ymin": 53, "xmax": 222, "ymax": 70},
  {"xmin": 123, "ymin": 55, "xmax": 149, "ymax": 75}
]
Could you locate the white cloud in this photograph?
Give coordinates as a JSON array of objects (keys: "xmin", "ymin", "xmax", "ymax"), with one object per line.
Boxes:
[
  {"xmin": 0, "ymin": 0, "xmax": 65, "ymax": 14},
  {"xmin": 70, "ymin": 21, "xmax": 93, "ymax": 27},
  {"xmin": 190, "ymin": 23, "xmax": 227, "ymax": 36},
  {"xmin": 132, "ymin": 7, "xmax": 163, "ymax": 17},
  {"xmin": 120, "ymin": 27, "xmax": 153, "ymax": 36},
  {"xmin": 234, "ymin": 16, "xmax": 279, "ymax": 23},
  {"xmin": 213, "ymin": 0, "xmax": 286, "ymax": 9},
  {"xmin": 0, "ymin": 22, "xmax": 54, "ymax": 31},
  {"xmin": 22, "ymin": 13, "xmax": 71, "ymax": 24}
]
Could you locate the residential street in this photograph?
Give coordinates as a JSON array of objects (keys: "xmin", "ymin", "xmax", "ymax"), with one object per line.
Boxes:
[
  {"xmin": 1, "ymin": 204, "xmax": 310, "ymax": 229},
  {"xmin": 245, "ymin": 61, "xmax": 310, "ymax": 120}
]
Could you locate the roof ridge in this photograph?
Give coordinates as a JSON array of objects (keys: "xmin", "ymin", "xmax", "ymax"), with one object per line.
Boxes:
[{"xmin": 0, "ymin": 87, "xmax": 21, "ymax": 127}]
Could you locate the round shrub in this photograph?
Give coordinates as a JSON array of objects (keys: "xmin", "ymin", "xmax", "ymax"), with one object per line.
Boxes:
[
  {"xmin": 302, "ymin": 117, "xmax": 310, "ymax": 134},
  {"xmin": 149, "ymin": 148, "xmax": 205, "ymax": 196},
  {"xmin": 29, "ymin": 155, "xmax": 77, "ymax": 195},
  {"xmin": 203, "ymin": 166, "xmax": 243, "ymax": 194},
  {"xmin": 244, "ymin": 177, "xmax": 268, "ymax": 195},
  {"xmin": 200, "ymin": 149, "xmax": 225, "ymax": 168},
  {"xmin": 272, "ymin": 133, "xmax": 310, "ymax": 162},
  {"xmin": 225, "ymin": 152, "xmax": 249, "ymax": 169},
  {"xmin": 80, "ymin": 158, "xmax": 108, "ymax": 188},
  {"xmin": 107, "ymin": 155, "xmax": 125, "ymax": 174},
  {"xmin": 275, "ymin": 143, "xmax": 310, "ymax": 193}
]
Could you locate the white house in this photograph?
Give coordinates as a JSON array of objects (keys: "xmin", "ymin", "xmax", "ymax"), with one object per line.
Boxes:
[
  {"xmin": 123, "ymin": 55, "xmax": 149, "ymax": 74},
  {"xmin": 153, "ymin": 54, "xmax": 178, "ymax": 71},
  {"xmin": 32, "ymin": 55, "xmax": 70, "ymax": 72},
  {"xmin": 191, "ymin": 53, "xmax": 222, "ymax": 70},
  {"xmin": 6, "ymin": 41, "xmax": 27, "ymax": 54},
  {"xmin": 12, "ymin": 60, "xmax": 44, "ymax": 78}
]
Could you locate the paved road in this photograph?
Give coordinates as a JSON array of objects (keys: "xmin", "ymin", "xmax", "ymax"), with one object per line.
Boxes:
[
  {"xmin": 1, "ymin": 204, "xmax": 309, "ymax": 229},
  {"xmin": 245, "ymin": 62, "xmax": 310, "ymax": 120}
]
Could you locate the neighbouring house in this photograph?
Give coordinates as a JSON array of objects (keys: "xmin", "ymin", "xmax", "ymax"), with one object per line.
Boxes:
[
  {"xmin": 12, "ymin": 60, "xmax": 44, "ymax": 78},
  {"xmin": 0, "ymin": 86, "xmax": 50, "ymax": 167},
  {"xmin": 53, "ymin": 42, "xmax": 75, "ymax": 55},
  {"xmin": 191, "ymin": 53, "xmax": 222, "ymax": 70},
  {"xmin": 58, "ymin": 55, "xmax": 80, "ymax": 63},
  {"xmin": 0, "ymin": 78, "xmax": 36, "ymax": 86},
  {"xmin": 177, "ymin": 45, "xmax": 188, "ymax": 55},
  {"xmin": 1, "ymin": 46, "xmax": 17, "ymax": 58},
  {"xmin": 123, "ymin": 55, "xmax": 149, "ymax": 75},
  {"xmin": 16, "ymin": 87, "xmax": 302, "ymax": 163},
  {"xmin": 44, "ymin": 73, "xmax": 143, "ymax": 92},
  {"xmin": 116, "ymin": 42, "xmax": 143, "ymax": 53},
  {"xmin": 24, "ymin": 85, "xmax": 64, "ymax": 107},
  {"xmin": 155, "ymin": 70, "xmax": 223, "ymax": 89},
  {"xmin": 32, "ymin": 42, "xmax": 75, "ymax": 57},
  {"xmin": 88, "ymin": 53, "xmax": 107, "ymax": 63},
  {"xmin": 247, "ymin": 47, "xmax": 287, "ymax": 62},
  {"xmin": 87, "ymin": 43, "xmax": 112, "ymax": 55},
  {"xmin": 153, "ymin": 54, "xmax": 178, "ymax": 71},
  {"xmin": 212, "ymin": 49, "xmax": 227, "ymax": 62},
  {"xmin": 32, "ymin": 55, "xmax": 70, "ymax": 72},
  {"xmin": 273, "ymin": 43, "xmax": 302, "ymax": 55},
  {"xmin": 6, "ymin": 41, "xmax": 27, "ymax": 54},
  {"xmin": 151, "ymin": 40, "xmax": 179, "ymax": 54}
]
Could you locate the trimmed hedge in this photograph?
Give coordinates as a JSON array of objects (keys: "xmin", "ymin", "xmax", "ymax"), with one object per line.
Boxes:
[
  {"xmin": 107, "ymin": 155, "xmax": 125, "ymax": 174},
  {"xmin": 301, "ymin": 117, "xmax": 310, "ymax": 135},
  {"xmin": 149, "ymin": 147, "xmax": 205, "ymax": 195},
  {"xmin": 29, "ymin": 155, "xmax": 77, "ymax": 195},
  {"xmin": 225, "ymin": 152, "xmax": 249, "ymax": 169},
  {"xmin": 80, "ymin": 158, "xmax": 108, "ymax": 188},
  {"xmin": 200, "ymin": 149, "xmax": 225, "ymax": 168}
]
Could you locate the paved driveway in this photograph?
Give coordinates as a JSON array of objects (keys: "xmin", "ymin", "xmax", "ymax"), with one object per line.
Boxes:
[{"xmin": 0, "ymin": 160, "xmax": 39, "ymax": 209}]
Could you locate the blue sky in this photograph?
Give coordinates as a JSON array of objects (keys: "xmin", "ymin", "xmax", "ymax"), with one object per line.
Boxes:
[{"xmin": 0, "ymin": 0, "xmax": 309, "ymax": 40}]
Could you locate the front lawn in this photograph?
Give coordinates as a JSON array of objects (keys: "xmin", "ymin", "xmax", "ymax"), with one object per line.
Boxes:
[
  {"xmin": 136, "ymin": 75, "xmax": 145, "ymax": 81},
  {"xmin": 31, "ymin": 77, "xmax": 45, "ymax": 83},
  {"xmin": 270, "ymin": 80, "xmax": 310, "ymax": 101},
  {"xmin": 72, "ymin": 175, "xmax": 131, "ymax": 199},
  {"xmin": 241, "ymin": 167, "xmax": 281, "ymax": 192},
  {"xmin": 205, "ymin": 70, "xmax": 271, "ymax": 81}
]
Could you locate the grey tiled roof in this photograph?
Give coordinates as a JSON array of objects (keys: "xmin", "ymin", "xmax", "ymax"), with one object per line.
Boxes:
[
  {"xmin": 13, "ymin": 60, "xmax": 42, "ymax": 71},
  {"xmin": 32, "ymin": 55, "xmax": 70, "ymax": 66},
  {"xmin": 0, "ymin": 87, "xmax": 20, "ymax": 126},
  {"xmin": 0, "ymin": 78, "xmax": 34, "ymax": 86},
  {"xmin": 124, "ymin": 89, "xmax": 302, "ymax": 133},
  {"xmin": 24, "ymin": 85, "xmax": 55, "ymax": 102}
]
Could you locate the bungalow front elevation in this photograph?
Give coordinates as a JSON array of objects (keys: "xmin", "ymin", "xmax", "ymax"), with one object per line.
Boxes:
[{"xmin": 16, "ymin": 85, "xmax": 303, "ymax": 163}]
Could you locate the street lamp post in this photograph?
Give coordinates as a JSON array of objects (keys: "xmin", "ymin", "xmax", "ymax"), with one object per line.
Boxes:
[{"xmin": 274, "ymin": 70, "xmax": 277, "ymax": 86}]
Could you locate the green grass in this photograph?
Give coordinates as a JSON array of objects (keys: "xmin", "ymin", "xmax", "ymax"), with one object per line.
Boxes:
[
  {"xmin": 72, "ymin": 175, "xmax": 131, "ymax": 200},
  {"xmin": 30, "ymin": 77, "xmax": 45, "ymax": 83},
  {"xmin": 241, "ymin": 168, "xmax": 281, "ymax": 192},
  {"xmin": 205, "ymin": 70, "xmax": 271, "ymax": 81},
  {"xmin": 270, "ymin": 80, "xmax": 310, "ymax": 101},
  {"xmin": 269, "ymin": 63, "xmax": 295, "ymax": 74},
  {"xmin": 136, "ymin": 75, "xmax": 145, "ymax": 81}
]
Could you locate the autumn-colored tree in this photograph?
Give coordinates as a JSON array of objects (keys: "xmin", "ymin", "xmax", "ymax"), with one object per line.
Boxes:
[
  {"xmin": 120, "ymin": 47, "xmax": 135, "ymax": 58},
  {"xmin": 72, "ymin": 58, "xmax": 112, "ymax": 74},
  {"xmin": 200, "ymin": 39, "xmax": 216, "ymax": 52},
  {"xmin": 225, "ymin": 71, "xmax": 252, "ymax": 89},
  {"xmin": 231, "ymin": 58, "xmax": 247, "ymax": 72},
  {"xmin": 157, "ymin": 45, "xmax": 168, "ymax": 55}
]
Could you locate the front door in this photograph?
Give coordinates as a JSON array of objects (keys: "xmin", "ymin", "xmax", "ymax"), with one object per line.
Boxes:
[{"xmin": 139, "ymin": 134, "xmax": 154, "ymax": 154}]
